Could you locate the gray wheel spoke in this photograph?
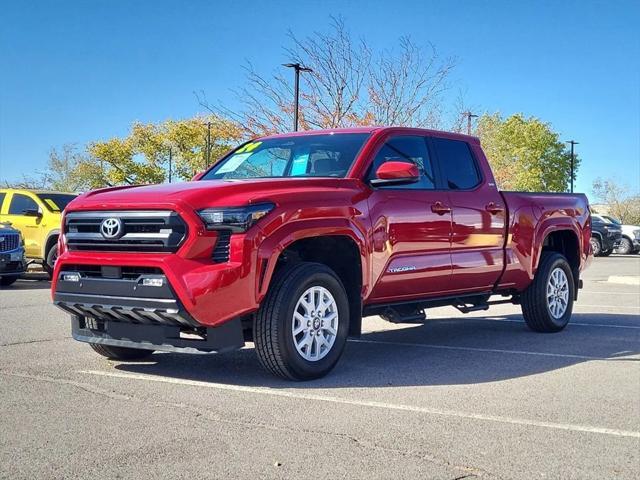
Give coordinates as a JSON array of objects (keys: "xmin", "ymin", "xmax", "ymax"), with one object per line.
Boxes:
[
  {"xmin": 291, "ymin": 286, "xmax": 339, "ymax": 362},
  {"xmin": 546, "ymin": 267, "xmax": 569, "ymax": 319}
]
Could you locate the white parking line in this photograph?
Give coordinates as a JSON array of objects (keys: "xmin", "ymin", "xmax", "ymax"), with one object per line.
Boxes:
[
  {"xmin": 472, "ymin": 318, "xmax": 640, "ymax": 330},
  {"xmin": 581, "ymin": 291, "xmax": 640, "ymax": 295},
  {"xmin": 81, "ymin": 370, "xmax": 640, "ymax": 439},
  {"xmin": 348, "ymin": 339, "xmax": 637, "ymax": 361},
  {"xmin": 574, "ymin": 304, "xmax": 640, "ymax": 311}
]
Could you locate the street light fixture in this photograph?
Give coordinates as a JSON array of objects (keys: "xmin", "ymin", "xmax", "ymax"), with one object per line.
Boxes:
[
  {"xmin": 566, "ymin": 140, "xmax": 579, "ymax": 193},
  {"xmin": 283, "ymin": 63, "xmax": 313, "ymax": 132}
]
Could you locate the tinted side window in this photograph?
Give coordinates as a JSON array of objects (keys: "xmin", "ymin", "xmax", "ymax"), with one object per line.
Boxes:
[
  {"xmin": 0, "ymin": 192, "xmax": 6, "ymax": 209},
  {"xmin": 9, "ymin": 194, "xmax": 39, "ymax": 214},
  {"xmin": 433, "ymin": 138, "xmax": 481, "ymax": 190},
  {"xmin": 369, "ymin": 136, "xmax": 436, "ymax": 189}
]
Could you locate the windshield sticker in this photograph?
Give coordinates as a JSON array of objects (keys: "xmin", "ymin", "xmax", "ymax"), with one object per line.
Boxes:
[
  {"xmin": 235, "ymin": 141, "xmax": 262, "ymax": 154},
  {"xmin": 291, "ymin": 152, "xmax": 309, "ymax": 176},
  {"xmin": 43, "ymin": 199, "xmax": 60, "ymax": 211},
  {"xmin": 216, "ymin": 152, "xmax": 251, "ymax": 173}
]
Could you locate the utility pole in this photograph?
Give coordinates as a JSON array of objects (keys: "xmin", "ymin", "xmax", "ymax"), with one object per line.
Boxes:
[
  {"xmin": 283, "ymin": 63, "xmax": 313, "ymax": 131},
  {"xmin": 168, "ymin": 147, "xmax": 173, "ymax": 183},
  {"xmin": 566, "ymin": 140, "xmax": 578, "ymax": 193},
  {"xmin": 205, "ymin": 121, "xmax": 212, "ymax": 167},
  {"xmin": 463, "ymin": 111, "xmax": 478, "ymax": 135}
]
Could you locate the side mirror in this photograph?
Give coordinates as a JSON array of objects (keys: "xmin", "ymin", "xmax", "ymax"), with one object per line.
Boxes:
[
  {"xmin": 24, "ymin": 208, "xmax": 42, "ymax": 218},
  {"xmin": 370, "ymin": 161, "xmax": 420, "ymax": 186},
  {"xmin": 191, "ymin": 171, "xmax": 205, "ymax": 181}
]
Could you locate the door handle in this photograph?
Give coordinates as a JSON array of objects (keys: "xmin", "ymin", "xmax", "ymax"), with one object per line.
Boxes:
[
  {"xmin": 431, "ymin": 202, "xmax": 451, "ymax": 215},
  {"xmin": 485, "ymin": 203, "xmax": 504, "ymax": 215}
]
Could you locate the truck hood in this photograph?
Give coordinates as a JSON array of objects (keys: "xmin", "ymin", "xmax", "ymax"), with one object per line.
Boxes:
[{"xmin": 70, "ymin": 178, "xmax": 364, "ymax": 211}]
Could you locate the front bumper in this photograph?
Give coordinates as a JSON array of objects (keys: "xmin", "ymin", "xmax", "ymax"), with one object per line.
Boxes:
[
  {"xmin": 0, "ymin": 251, "xmax": 26, "ymax": 276},
  {"xmin": 53, "ymin": 265, "xmax": 248, "ymax": 353},
  {"xmin": 71, "ymin": 315, "xmax": 244, "ymax": 353}
]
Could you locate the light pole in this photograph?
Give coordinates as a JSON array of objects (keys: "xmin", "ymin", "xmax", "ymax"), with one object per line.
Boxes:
[
  {"xmin": 283, "ymin": 63, "xmax": 313, "ymax": 131},
  {"xmin": 462, "ymin": 111, "xmax": 478, "ymax": 135},
  {"xmin": 566, "ymin": 140, "xmax": 578, "ymax": 193},
  {"xmin": 205, "ymin": 122, "xmax": 212, "ymax": 168}
]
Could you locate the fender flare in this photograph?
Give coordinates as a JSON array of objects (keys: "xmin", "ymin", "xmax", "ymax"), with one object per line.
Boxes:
[
  {"xmin": 256, "ymin": 218, "xmax": 369, "ymax": 302},
  {"xmin": 532, "ymin": 219, "xmax": 581, "ymax": 276},
  {"xmin": 43, "ymin": 229, "xmax": 61, "ymax": 259}
]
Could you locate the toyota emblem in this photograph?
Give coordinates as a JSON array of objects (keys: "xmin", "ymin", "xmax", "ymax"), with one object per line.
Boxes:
[{"xmin": 100, "ymin": 217, "xmax": 123, "ymax": 239}]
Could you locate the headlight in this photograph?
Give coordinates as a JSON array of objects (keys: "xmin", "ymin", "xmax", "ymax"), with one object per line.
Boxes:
[{"xmin": 197, "ymin": 203, "xmax": 275, "ymax": 232}]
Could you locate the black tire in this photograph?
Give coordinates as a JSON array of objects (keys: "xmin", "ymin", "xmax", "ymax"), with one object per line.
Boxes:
[
  {"xmin": 616, "ymin": 238, "xmax": 633, "ymax": 255},
  {"xmin": 521, "ymin": 252, "xmax": 574, "ymax": 333},
  {"xmin": 590, "ymin": 237, "xmax": 601, "ymax": 256},
  {"xmin": 89, "ymin": 343, "xmax": 154, "ymax": 360},
  {"xmin": 253, "ymin": 262, "xmax": 350, "ymax": 381},
  {"xmin": 600, "ymin": 249, "xmax": 613, "ymax": 257},
  {"xmin": 44, "ymin": 243, "xmax": 58, "ymax": 278},
  {"xmin": 0, "ymin": 275, "xmax": 19, "ymax": 287}
]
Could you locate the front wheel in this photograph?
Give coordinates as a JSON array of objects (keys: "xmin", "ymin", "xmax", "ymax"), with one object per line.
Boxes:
[
  {"xmin": 253, "ymin": 262, "xmax": 350, "ymax": 381},
  {"xmin": 44, "ymin": 243, "xmax": 58, "ymax": 278},
  {"xmin": 89, "ymin": 343, "xmax": 154, "ymax": 360},
  {"xmin": 590, "ymin": 237, "xmax": 601, "ymax": 257},
  {"xmin": 521, "ymin": 252, "xmax": 574, "ymax": 333},
  {"xmin": 616, "ymin": 238, "xmax": 633, "ymax": 255}
]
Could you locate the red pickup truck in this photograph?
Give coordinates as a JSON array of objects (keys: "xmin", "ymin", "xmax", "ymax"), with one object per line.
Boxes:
[{"xmin": 52, "ymin": 127, "xmax": 591, "ymax": 380}]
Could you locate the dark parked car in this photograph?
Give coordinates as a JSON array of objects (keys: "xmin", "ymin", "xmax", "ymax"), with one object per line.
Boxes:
[
  {"xmin": 590, "ymin": 215, "xmax": 622, "ymax": 256},
  {"xmin": 0, "ymin": 222, "xmax": 26, "ymax": 286}
]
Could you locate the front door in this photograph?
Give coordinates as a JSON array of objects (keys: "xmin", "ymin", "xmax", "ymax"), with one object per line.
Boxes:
[
  {"xmin": 366, "ymin": 135, "xmax": 453, "ymax": 302},
  {"xmin": 4, "ymin": 193, "xmax": 44, "ymax": 258}
]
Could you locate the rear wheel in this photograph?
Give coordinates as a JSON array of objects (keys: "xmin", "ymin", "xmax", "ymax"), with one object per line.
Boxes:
[
  {"xmin": 616, "ymin": 237, "xmax": 633, "ymax": 255},
  {"xmin": 590, "ymin": 237, "xmax": 601, "ymax": 256},
  {"xmin": 0, "ymin": 275, "xmax": 19, "ymax": 287},
  {"xmin": 600, "ymin": 249, "xmax": 613, "ymax": 257},
  {"xmin": 253, "ymin": 262, "xmax": 350, "ymax": 380},
  {"xmin": 89, "ymin": 343, "xmax": 154, "ymax": 360},
  {"xmin": 521, "ymin": 252, "xmax": 574, "ymax": 333}
]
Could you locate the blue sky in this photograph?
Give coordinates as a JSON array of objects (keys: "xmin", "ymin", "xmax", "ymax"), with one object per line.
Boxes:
[{"xmin": 1, "ymin": 0, "xmax": 638, "ymax": 195}]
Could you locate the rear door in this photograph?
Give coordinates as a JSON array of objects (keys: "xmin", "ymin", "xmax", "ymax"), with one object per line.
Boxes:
[
  {"xmin": 366, "ymin": 134, "xmax": 453, "ymax": 302},
  {"xmin": 431, "ymin": 137, "xmax": 506, "ymax": 293}
]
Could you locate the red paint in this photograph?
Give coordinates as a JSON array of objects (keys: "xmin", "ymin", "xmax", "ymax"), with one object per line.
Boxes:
[
  {"xmin": 53, "ymin": 127, "xmax": 591, "ymax": 327},
  {"xmin": 374, "ymin": 161, "xmax": 420, "ymax": 180}
]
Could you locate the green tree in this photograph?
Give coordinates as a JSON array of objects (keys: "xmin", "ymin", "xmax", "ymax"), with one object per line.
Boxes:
[
  {"xmin": 476, "ymin": 113, "xmax": 577, "ymax": 192},
  {"xmin": 87, "ymin": 115, "xmax": 242, "ymax": 186}
]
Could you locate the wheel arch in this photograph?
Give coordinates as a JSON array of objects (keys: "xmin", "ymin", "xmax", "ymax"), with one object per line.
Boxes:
[
  {"xmin": 537, "ymin": 227, "xmax": 581, "ymax": 299},
  {"xmin": 43, "ymin": 229, "xmax": 60, "ymax": 259},
  {"xmin": 257, "ymin": 220, "xmax": 368, "ymax": 337}
]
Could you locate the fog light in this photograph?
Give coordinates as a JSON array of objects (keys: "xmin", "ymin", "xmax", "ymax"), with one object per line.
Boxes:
[
  {"xmin": 142, "ymin": 278, "xmax": 163, "ymax": 287},
  {"xmin": 62, "ymin": 273, "xmax": 81, "ymax": 282}
]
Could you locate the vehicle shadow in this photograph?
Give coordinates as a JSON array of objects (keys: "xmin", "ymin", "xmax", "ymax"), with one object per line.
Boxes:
[
  {"xmin": 9, "ymin": 273, "xmax": 51, "ymax": 290},
  {"xmin": 114, "ymin": 312, "xmax": 639, "ymax": 389}
]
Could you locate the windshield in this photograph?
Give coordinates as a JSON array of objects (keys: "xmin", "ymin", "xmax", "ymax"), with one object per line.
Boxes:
[
  {"xmin": 36, "ymin": 193, "xmax": 77, "ymax": 212},
  {"xmin": 602, "ymin": 215, "xmax": 621, "ymax": 225},
  {"xmin": 201, "ymin": 133, "xmax": 370, "ymax": 181}
]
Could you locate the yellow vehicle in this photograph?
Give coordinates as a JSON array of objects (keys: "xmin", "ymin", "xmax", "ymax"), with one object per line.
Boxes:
[{"xmin": 0, "ymin": 189, "xmax": 77, "ymax": 276}]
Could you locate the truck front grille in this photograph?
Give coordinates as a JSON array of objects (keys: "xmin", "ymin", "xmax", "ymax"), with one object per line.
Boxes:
[
  {"xmin": 65, "ymin": 211, "xmax": 187, "ymax": 253},
  {"xmin": 0, "ymin": 233, "xmax": 20, "ymax": 252}
]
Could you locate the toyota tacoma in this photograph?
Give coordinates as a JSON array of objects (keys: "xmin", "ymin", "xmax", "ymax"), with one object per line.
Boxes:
[{"xmin": 52, "ymin": 127, "xmax": 592, "ymax": 380}]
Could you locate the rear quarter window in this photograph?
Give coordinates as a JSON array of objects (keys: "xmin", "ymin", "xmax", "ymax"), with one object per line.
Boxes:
[{"xmin": 432, "ymin": 138, "xmax": 481, "ymax": 190}]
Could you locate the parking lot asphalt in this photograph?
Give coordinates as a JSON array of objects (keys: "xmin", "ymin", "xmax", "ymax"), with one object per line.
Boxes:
[{"xmin": 1, "ymin": 256, "xmax": 639, "ymax": 479}]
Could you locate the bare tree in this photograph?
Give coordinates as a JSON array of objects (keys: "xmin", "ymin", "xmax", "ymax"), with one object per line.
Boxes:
[
  {"xmin": 199, "ymin": 17, "xmax": 457, "ymax": 136},
  {"xmin": 592, "ymin": 178, "xmax": 640, "ymax": 225}
]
